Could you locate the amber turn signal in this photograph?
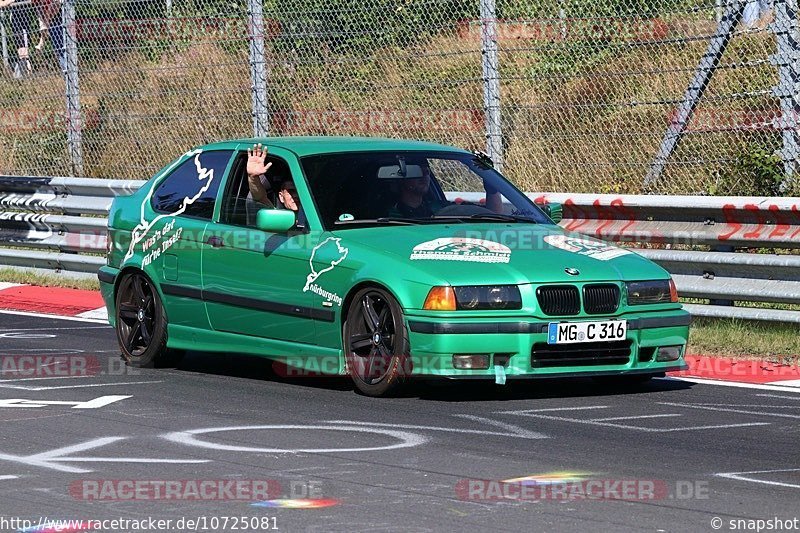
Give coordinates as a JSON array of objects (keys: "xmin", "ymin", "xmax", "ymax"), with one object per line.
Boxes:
[
  {"xmin": 669, "ymin": 278, "xmax": 679, "ymax": 303},
  {"xmin": 423, "ymin": 286, "xmax": 456, "ymax": 311}
]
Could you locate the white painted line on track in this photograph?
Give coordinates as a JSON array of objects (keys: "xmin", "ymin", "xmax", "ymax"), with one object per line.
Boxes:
[
  {"xmin": 767, "ymin": 379, "xmax": 800, "ymax": 387},
  {"xmin": 716, "ymin": 468, "xmax": 800, "ymax": 489},
  {"xmin": 687, "ymin": 403, "xmax": 800, "ymax": 409},
  {"xmin": 0, "ymin": 395, "xmax": 130, "ymax": 409},
  {"xmin": 504, "ymin": 411, "xmax": 770, "ymax": 432},
  {"xmin": 663, "ymin": 377, "xmax": 800, "ymax": 394},
  {"xmin": 0, "ymin": 380, "xmax": 163, "ymax": 391},
  {"xmin": 756, "ymin": 394, "xmax": 800, "ymax": 401},
  {"xmin": 75, "ymin": 308, "xmax": 109, "ymax": 320},
  {"xmin": 0, "ymin": 475, "xmax": 18, "ymax": 480},
  {"xmin": 0, "ymin": 375, "xmax": 93, "ymax": 383},
  {"xmin": 0, "ymin": 326, "xmax": 108, "ymax": 332},
  {"xmin": 452, "ymin": 414, "xmax": 549, "ymax": 439},
  {"xmin": 165, "ymin": 424, "xmax": 428, "ymax": 454},
  {"xmin": 499, "ymin": 406, "xmax": 609, "ymax": 414},
  {"xmin": 0, "ymin": 283, "xmax": 24, "ymax": 291},
  {"xmin": 591, "ymin": 414, "xmax": 681, "ymax": 422},
  {"xmin": 0, "ymin": 437, "xmax": 210, "ymax": 473},
  {"xmin": 643, "ymin": 423, "xmax": 772, "ymax": 432},
  {"xmin": 659, "ymin": 402, "xmax": 800, "ymax": 420},
  {"xmin": 0, "ymin": 309, "xmax": 109, "ymax": 324},
  {"xmin": 331, "ymin": 417, "xmax": 549, "ymax": 440}
]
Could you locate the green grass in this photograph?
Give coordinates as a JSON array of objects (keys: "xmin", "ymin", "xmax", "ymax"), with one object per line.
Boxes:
[
  {"xmin": 688, "ymin": 317, "xmax": 800, "ymax": 364},
  {"xmin": 0, "ymin": 268, "xmax": 99, "ymax": 291}
]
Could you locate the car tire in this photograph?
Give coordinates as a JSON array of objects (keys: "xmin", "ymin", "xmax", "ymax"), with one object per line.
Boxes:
[
  {"xmin": 115, "ymin": 271, "xmax": 168, "ymax": 368},
  {"xmin": 344, "ymin": 287, "xmax": 410, "ymax": 397}
]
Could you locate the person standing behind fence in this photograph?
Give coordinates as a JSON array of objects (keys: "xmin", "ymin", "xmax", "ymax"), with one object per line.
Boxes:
[
  {"xmin": 33, "ymin": 0, "xmax": 64, "ymax": 72},
  {"xmin": 0, "ymin": 0, "xmax": 35, "ymax": 78}
]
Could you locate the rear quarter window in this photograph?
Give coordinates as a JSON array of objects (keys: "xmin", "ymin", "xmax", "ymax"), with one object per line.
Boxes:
[{"xmin": 150, "ymin": 150, "xmax": 232, "ymax": 218}]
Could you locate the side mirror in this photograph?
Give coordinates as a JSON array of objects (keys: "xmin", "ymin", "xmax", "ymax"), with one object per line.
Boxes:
[
  {"xmin": 256, "ymin": 209, "xmax": 296, "ymax": 232},
  {"xmin": 540, "ymin": 202, "xmax": 563, "ymax": 224}
]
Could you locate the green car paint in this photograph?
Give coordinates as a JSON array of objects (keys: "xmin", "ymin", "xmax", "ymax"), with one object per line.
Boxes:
[{"xmin": 99, "ymin": 137, "xmax": 689, "ymax": 389}]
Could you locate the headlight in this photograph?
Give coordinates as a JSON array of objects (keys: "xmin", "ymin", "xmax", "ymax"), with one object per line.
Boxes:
[
  {"xmin": 454, "ymin": 285, "xmax": 521, "ymax": 310},
  {"xmin": 626, "ymin": 279, "xmax": 678, "ymax": 305}
]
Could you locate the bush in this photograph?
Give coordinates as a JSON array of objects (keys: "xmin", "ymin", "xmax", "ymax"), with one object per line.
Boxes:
[{"xmin": 710, "ymin": 136, "xmax": 786, "ymax": 196}]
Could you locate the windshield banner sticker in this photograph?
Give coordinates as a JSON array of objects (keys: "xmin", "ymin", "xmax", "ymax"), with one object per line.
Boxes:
[
  {"xmin": 410, "ymin": 238, "xmax": 511, "ymax": 263},
  {"xmin": 304, "ymin": 237, "xmax": 349, "ymax": 306},
  {"xmin": 544, "ymin": 235, "xmax": 632, "ymax": 261}
]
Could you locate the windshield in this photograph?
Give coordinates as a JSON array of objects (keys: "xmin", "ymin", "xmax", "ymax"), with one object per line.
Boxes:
[{"xmin": 299, "ymin": 151, "xmax": 552, "ymax": 230}]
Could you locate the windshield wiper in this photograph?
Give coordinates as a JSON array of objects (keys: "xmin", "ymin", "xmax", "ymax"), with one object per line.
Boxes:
[
  {"xmin": 432, "ymin": 214, "xmax": 536, "ymax": 223},
  {"xmin": 334, "ymin": 217, "xmax": 424, "ymax": 226},
  {"xmin": 470, "ymin": 213, "xmax": 535, "ymax": 223}
]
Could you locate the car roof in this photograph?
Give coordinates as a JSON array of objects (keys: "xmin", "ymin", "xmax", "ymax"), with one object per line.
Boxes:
[{"xmin": 199, "ymin": 136, "xmax": 469, "ymax": 157}]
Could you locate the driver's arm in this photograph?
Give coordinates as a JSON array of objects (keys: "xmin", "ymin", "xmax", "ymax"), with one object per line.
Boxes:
[
  {"xmin": 247, "ymin": 173, "xmax": 270, "ymax": 205},
  {"xmin": 484, "ymin": 180, "xmax": 503, "ymax": 213}
]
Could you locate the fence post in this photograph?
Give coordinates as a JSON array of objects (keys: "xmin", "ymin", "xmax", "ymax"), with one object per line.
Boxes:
[
  {"xmin": 772, "ymin": 0, "xmax": 799, "ymax": 193},
  {"xmin": 248, "ymin": 0, "xmax": 269, "ymax": 137},
  {"xmin": 644, "ymin": 0, "xmax": 744, "ymax": 189},
  {"xmin": 480, "ymin": 0, "xmax": 503, "ymax": 171},
  {"xmin": 63, "ymin": 0, "xmax": 83, "ymax": 176},
  {"xmin": 1, "ymin": 11, "xmax": 8, "ymax": 70}
]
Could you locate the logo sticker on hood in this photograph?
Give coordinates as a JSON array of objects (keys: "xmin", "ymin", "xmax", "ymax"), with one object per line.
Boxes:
[
  {"xmin": 544, "ymin": 235, "xmax": 631, "ymax": 261},
  {"xmin": 410, "ymin": 238, "xmax": 511, "ymax": 263}
]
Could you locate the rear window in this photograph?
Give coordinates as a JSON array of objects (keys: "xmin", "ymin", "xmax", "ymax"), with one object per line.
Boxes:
[{"xmin": 151, "ymin": 150, "xmax": 232, "ymax": 219}]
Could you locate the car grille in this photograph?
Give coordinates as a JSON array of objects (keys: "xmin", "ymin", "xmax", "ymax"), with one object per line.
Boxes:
[
  {"xmin": 583, "ymin": 284, "xmax": 620, "ymax": 315},
  {"xmin": 531, "ymin": 340, "xmax": 633, "ymax": 368},
  {"xmin": 536, "ymin": 285, "xmax": 580, "ymax": 316}
]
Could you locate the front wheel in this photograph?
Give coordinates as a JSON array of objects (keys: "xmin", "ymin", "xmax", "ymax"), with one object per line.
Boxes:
[
  {"xmin": 344, "ymin": 287, "xmax": 410, "ymax": 397},
  {"xmin": 115, "ymin": 272, "xmax": 168, "ymax": 368}
]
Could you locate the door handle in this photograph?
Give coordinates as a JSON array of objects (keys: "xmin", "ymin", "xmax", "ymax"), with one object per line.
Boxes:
[{"xmin": 206, "ymin": 236, "xmax": 224, "ymax": 248}]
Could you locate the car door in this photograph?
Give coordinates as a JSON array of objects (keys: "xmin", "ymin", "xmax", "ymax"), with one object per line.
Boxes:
[
  {"xmin": 145, "ymin": 149, "xmax": 234, "ymax": 330},
  {"xmin": 201, "ymin": 145, "xmax": 324, "ymax": 344}
]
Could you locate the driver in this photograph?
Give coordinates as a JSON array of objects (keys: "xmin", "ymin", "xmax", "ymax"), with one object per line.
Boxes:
[
  {"xmin": 388, "ymin": 164, "xmax": 446, "ymax": 218},
  {"xmin": 388, "ymin": 161, "xmax": 503, "ymax": 218}
]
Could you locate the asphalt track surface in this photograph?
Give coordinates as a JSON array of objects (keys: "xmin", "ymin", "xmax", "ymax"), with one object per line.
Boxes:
[{"xmin": 0, "ymin": 312, "xmax": 798, "ymax": 533}]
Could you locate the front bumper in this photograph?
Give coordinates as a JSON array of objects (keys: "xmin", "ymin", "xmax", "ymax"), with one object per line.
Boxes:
[
  {"xmin": 98, "ymin": 266, "xmax": 118, "ymax": 326},
  {"xmin": 404, "ymin": 310, "xmax": 690, "ymax": 378}
]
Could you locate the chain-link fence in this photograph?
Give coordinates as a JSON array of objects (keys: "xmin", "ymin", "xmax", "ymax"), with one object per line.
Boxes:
[{"xmin": 0, "ymin": 0, "xmax": 798, "ymax": 195}]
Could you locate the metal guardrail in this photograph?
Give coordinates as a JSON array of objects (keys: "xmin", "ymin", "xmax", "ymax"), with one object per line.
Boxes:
[
  {"xmin": 0, "ymin": 176, "xmax": 142, "ymax": 277},
  {"xmin": 0, "ymin": 176, "xmax": 797, "ymax": 323}
]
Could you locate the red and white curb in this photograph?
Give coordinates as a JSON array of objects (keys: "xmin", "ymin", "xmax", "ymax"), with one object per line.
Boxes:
[
  {"xmin": 0, "ymin": 283, "xmax": 108, "ymax": 321},
  {"xmin": 0, "ymin": 284, "xmax": 796, "ymax": 391},
  {"xmin": 668, "ymin": 355, "xmax": 800, "ymax": 392}
]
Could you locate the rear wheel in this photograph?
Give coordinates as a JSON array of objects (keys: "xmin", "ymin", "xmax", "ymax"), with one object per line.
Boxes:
[
  {"xmin": 344, "ymin": 287, "xmax": 410, "ymax": 397},
  {"xmin": 115, "ymin": 272, "xmax": 168, "ymax": 368}
]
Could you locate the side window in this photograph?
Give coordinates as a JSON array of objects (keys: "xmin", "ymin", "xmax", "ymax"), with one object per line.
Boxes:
[
  {"xmin": 220, "ymin": 152, "xmax": 293, "ymax": 227},
  {"xmin": 151, "ymin": 150, "xmax": 232, "ymax": 219}
]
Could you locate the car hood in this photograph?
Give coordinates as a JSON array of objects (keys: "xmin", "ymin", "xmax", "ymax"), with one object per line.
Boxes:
[{"xmin": 333, "ymin": 223, "xmax": 669, "ymax": 285}]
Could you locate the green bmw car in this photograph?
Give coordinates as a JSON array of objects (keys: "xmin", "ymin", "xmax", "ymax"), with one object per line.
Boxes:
[{"xmin": 99, "ymin": 137, "xmax": 689, "ymax": 396}]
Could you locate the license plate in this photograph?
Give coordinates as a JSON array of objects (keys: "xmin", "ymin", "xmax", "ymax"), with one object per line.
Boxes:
[{"xmin": 547, "ymin": 320, "xmax": 627, "ymax": 344}]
